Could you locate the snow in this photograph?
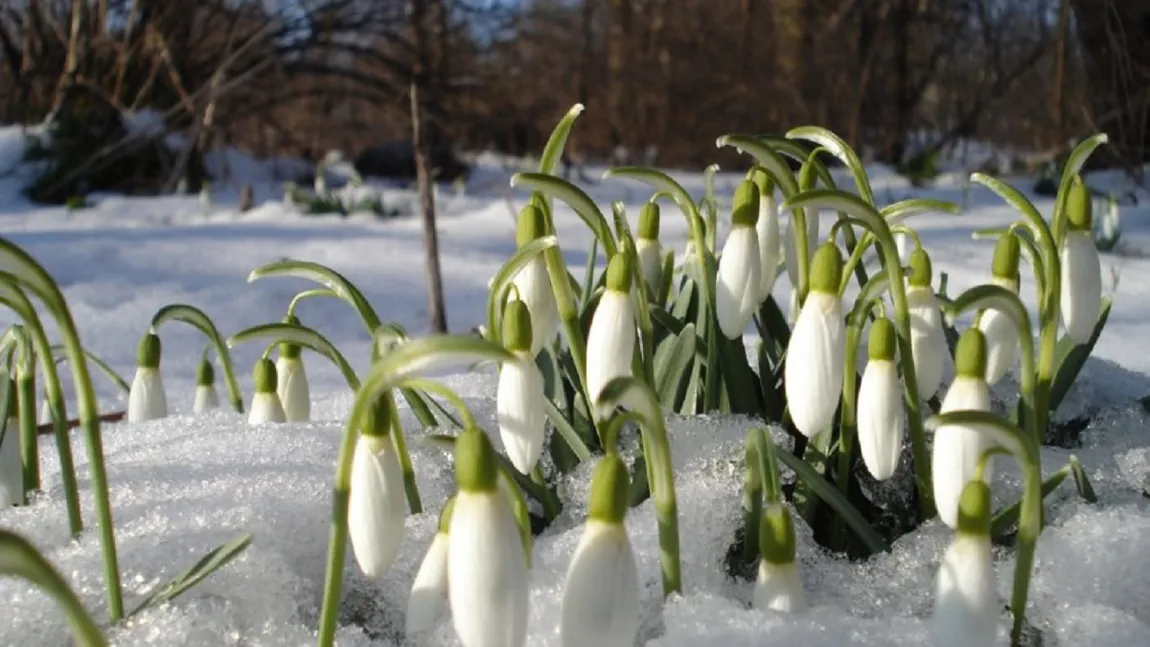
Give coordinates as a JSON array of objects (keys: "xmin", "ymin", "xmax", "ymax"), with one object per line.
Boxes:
[{"xmin": 0, "ymin": 122, "xmax": 1149, "ymax": 645}]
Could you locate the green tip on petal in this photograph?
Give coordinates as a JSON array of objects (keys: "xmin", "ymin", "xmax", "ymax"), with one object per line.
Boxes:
[
  {"xmin": 1066, "ymin": 175, "xmax": 1093, "ymax": 231},
  {"xmin": 253, "ymin": 358, "xmax": 277, "ymax": 393},
  {"xmin": 501, "ymin": 298, "xmax": 534, "ymax": 353},
  {"xmin": 361, "ymin": 395, "xmax": 394, "ymax": 439},
  {"xmin": 279, "ymin": 314, "xmax": 303, "ymax": 359},
  {"xmin": 454, "ymin": 428, "xmax": 499, "ymax": 493},
  {"xmin": 605, "ymin": 250, "xmax": 634, "ymax": 293},
  {"xmin": 956, "ymin": 479, "xmax": 992, "ymax": 536},
  {"xmin": 638, "ymin": 202, "xmax": 661, "ymax": 240},
  {"xmin": 954, "ymin": 328, "xmax": 988, "ymax": 379},
  {"xmin": 730, "ymin": 180, "xmax": 760, "ymax": 228},
  {"xmin": 588, "ymin": 454, "xmax": 631, "ymax": 524},
  {"xmin": 516, "ymin": 203, "xmax": 548, "ymax": 246},
  {"xmin": 809, "ymin": 243, "xmax": 844, "ymax": 294},
  {"xmin": 758, "ymin": 503, "xmax": 797, "ymax": 565},
  {"xmin": 991, "ymin": 233, "xmax": 1021, "ymax": 280},
  {"xmin": 438, "ymin": 495, "xmax": 457, "ymax": 534},
  {"xmin": 749, "ymin": 166, "xmax": 774, "ymax": 197},
  {"xmin": 196, "ymin": 357, "xmax": 215, "ymax": 386},
  {"xmin": 137, "ymin": 332, "xmax": 162, "ymax": 369},
  {"xmin": 867, "ymin": 318, "xmax": 897, "ymax": 361},
  {"xmin": 908, "ymin": 248, "xmax": 932, "ymax": 287}
]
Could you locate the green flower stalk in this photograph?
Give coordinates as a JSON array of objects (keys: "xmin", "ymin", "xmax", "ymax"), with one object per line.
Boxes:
[{"xmin": 1, "ymin": 374, "xmax": 22, "ymax": 506}]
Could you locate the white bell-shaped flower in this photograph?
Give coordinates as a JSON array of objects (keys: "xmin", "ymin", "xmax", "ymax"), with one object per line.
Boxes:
[
  {"xmin": 406, "ymin": 498, "xmax": 454, "ymax": 639},
  {"xmin": 1, "ymin": 377, "xmax": 23, "ymax": 506},
  {"xmin": 716, "ymin": 180, "xmax": 763, "ymax": 339},
  {"xmin": 586, "ymin": 253, "xmax": 637, "ymax": 420},
  {"xmin": 496, "ymin": 300, "xmax": 546, "ymax": 474},
  {"xmin": 38, "ymin": 397, "xmax": 51, "ymax": 426},
  {"xmin": 978, "ymin": 277, "xmax": 1021, "ymax": 385},
  {"xmin": 636, "ymin": 202, "xmax": 664, "ymax": 299},
  {"xmin": 1060, "ymin": 178, "xmax": 1102, "ymax": 344},
  {"xmin": 192, "ymin": 357, "xmax": 220, "ymax": 413},
  {"xmin": 857, "ymin": 318, "xmax": 904, "ymax": 481},
  {"xmin": 932, "ymin": 329, "xmax": 997, "ymax": 529},
  {"xmin": 276, "ymin": 353, "xmax": 310, "ymax": 422},
  {"xmin": 753, "ymin": 171, "xmax": 782, "ymax": 302},
  {"xmin": 511, "ymin": 203, "xmax": 560, "ymax": 356},
  {"xmin": 905, "ymin": 249, "xmax": 946, "ymax": 398},
  {"xmin": 753, "ymin": 503, "xmax": 806, "ymax": 613},
  {"xmin": 561, "ymin": 455, "xmax": 640, "ymax": 647},
  {"xmin": 128, "ymin": 332, "xmax": 168, "ymax": 422},
  {"xmin": 448, "ymin": 429, "xmax": 530, "ymax": 647},
  {"xmin": 247, "ymin": 359, "xmax": 287, "ymax": 424},
  {"xmin": 349, "ymin": 398, "xmax": 408, "ymax": 579},
  {"xmin": 784, "ymin": 243, "xmax": 846, "ymax": 438},
  {"xmin": 933, "ymin": 480, "xmax": 1001, "ymax": 647}
]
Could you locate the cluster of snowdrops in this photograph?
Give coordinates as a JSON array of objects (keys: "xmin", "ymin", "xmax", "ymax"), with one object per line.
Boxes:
[{"xmin": 0, "ymin": 107, "xmax": 1111, "ymax": 647}]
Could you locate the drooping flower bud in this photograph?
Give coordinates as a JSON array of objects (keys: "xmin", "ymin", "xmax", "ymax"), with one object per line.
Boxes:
[
  {"xmin": 857, "ymin": 318, "xmax": 904, "ymax": 480},
  {"xmin": 906, "ymin": 248, "xmax": 946, "ymax": 397},
  {"xmin": 512, "ymin": 203, "xmax": 560, "ymax": 356},
  {"xmin": 247, "ymin": 358, "xmax": 286, "ymax": 424},
  {"xmin": 784, "ymin": 243, "xmax": 846, "ymax": 438},
  {"xmin": 586, "ymin": 253, "xmax": 637, "ymax": 420},
  {"xmin": 405, "ymin": 497, "xmax": 455, "ymax": 639},
  {"xmin": 636, "ymin": 202, "xmax": 663, "ymax": 298},
  {"xmin": 192, "ymin": 356, "xmax": 220, "ymax": 413},
  {"xmin": 497, "ymin": 300, "xmax": 546, "ymax": 474},
  {"xmin": 751, "ymin": 169, "xmax": 782, "ymax": 302},
  {"xmin": 1060, "ymin": 176, "xmax": 1102, "ymax": 344},
  {"xmin": 931, "ymin": 329, "xmax": 996, "ymax": 529},
  {"xmin": 348, "ymin": 397, "xmax": 407, "ymax": 579},
  {"xmin": 978, "ymin": 235, "xmax": 1022, "ymax": 384},
  {"xmin": 561, "ymin": 455, "xmax": 640, "ymax": 647},
  {"xmin": 276, "ymin": 314, "xmax": 311, "ymax": 422},
  {"xmin": 128, "ymin": 332, "xmax": 168, "ymax": 422},
  {"xmin": 716, "ymin": 180, "xmax": 763, "ymax": 339},
  {"xmin": 932, "ymin": 480, "xmax": 1000, "ymax": 647},
  {"xmin": 448, "ymin": 429, "xmax": 530, "ymax": 647},
  {"xmin": 753, "ymin": 502, "xmax": 806, "ymax": 613}
]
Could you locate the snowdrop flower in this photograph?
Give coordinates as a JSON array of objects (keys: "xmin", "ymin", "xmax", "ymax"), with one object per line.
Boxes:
[
  {"xmin": 128, "ymin": 332, "xmax": 167, "ymax": 422},
  {"xmin": 716, "ymin": 180, "xmax": 763, "ymax": 339},
  {"xmin": 784, "ymin": 205, "xmax": 819, "ymax": 292},
  {"xmin": 753, "ymin": 502, "xmax": 806, "ymax": 613},
  {"xmin": 586, "ymin": 253, "xmax": 637, "ymax": 420},
  {"xmin": 512, "ymin": 203, "xmax": 559, "ymax": 356},
  {"xmin": 905, "ymin": 249, "xmax": 947, "ymax": 398},
  {"xmin": 784, "ymin": 243, "xmax": 846, "ymax": 438},
  {"xmin": 932, "ymin": 329, "xmax": 997, "ymax": 529},
  {"xmin": 448, "ymin": 429, "xmax": 529, "ymax": 647},
  {"xmin": 752, "ymin": 169, "xmax": 781, "ymax": 302},
  {"xmin": 405, "ymin": 497, "xmax": 455, "ymax": 639},
  {"xmin": 38, "ymin": 395, "xmax": 51, "ymax": 426},
  {"xmin": 560, "ymin": 454, "xmax": 639, "ymax": 647},
  {"xmin": 497, "ymin": 300, "xmax": 546, "ymax": 474},
  {"xmin": 977, "ymin": 235, "xmax": 1021, "ymax": 385},
  {"xmin": 247, "ymin": 358, "xmax": 286, "ymax": 424},
  {"xmin": 932, "ymin": 480, "xmax": 1000, "ymax": 647},
  {"xmin": 858, "ymin": 318, "xmax": 904, "ymax": 480},
  {"xmin": 1060, "ymin": 177, "xmax": 1103, "ymax": 344},
  {"xmin": 348, "ymin": 397, "xmax": 407, "ymax": 579},
  {"xmin": 276, "ymin": 315, "xmax": 311, "ymax": 422},
  {"xmin": 636, "ymin": 202, "xmax": 664, "ymax": 299},
  {"xmin": 192, "ymin": 356, "xmax": 220, "ymax": 413},
  {"xmin": 1, "ymin": 376, "xmax": 23, "ymax": 506}
]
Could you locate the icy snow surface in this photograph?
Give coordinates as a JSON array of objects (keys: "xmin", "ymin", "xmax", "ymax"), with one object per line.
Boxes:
[{"xmin": 0, "ymin": 124, "xmax": 1149, "ymax": 645}]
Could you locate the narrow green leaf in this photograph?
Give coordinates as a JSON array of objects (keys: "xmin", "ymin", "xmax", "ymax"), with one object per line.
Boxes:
[
  {"xmin": 580, "ymin": 237, "xmax": 599, "ymax": 307},
  {"xmin": 655, "ymin": 324, "xmax": 697, "ymax": 403},
  {"xmin": 228, "ymin": 322, "xmax": 360, "ymax": 390},
  {"xmin": 539, "ymin": 104, "xmax": 585, "ymax": 177},
  {"xmin": 1048, "ymin": 297, "xmax": 1112, "ymax": 414},
  {"xmin": 1069, "ymin": 454, "xmax": 1097, "ymax": 503},
  {"xmin": 970, "ymin": 174, "xmax": 1052, "ymax": 247},
  {"xmin": 716, "ymin": 335, "xmax": 763, "ymax": 415},
  {"xmin": 128, "ymin": 533, "xmax": 253, "ymax": 617},
  {"xmin": 880, "ymin": 198, "xmax": 961, "ymax": 223},
  {"xmin": 247, "ymin": 259, "xmax": 382, "ymax": 333},
  {"xmin": 50, "ymin": 345, "xmax": 129, "ymax": 393},
  {"xmin": 286, "ymin": 287, "xmax": 340, "ymax": 317},
  {"xmin": 990, "ymin": 464, "xmax": 1071, "ymax": 538},
  {"xmin": 785, "ymin": 126, "xmax": 874, "ymax": 204},
  {"xmin": 543, "ymin": 398, "xmax": 593, "ymax": 463},
  {"xmin": 0, "ymin": 529, "xmax": 108, "ymax": 646},
  {"xmin": 714, "ymin": 135, "xmax": 799, "ymax": 196},
  {"xmin": 510, "ymin": 173, "xmax": 617, "ymax": 259}
]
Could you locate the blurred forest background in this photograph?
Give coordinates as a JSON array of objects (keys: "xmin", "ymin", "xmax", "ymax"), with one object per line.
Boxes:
[{"xmin": 0, "ymin": 0, "xmax": 1148, "ymax": 182}]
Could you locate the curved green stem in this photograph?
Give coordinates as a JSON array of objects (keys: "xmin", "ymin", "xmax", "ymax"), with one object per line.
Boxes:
[
  {"xmin": 50, "ymin": 345, "xmax": 130, "ymax": 394},
  {"xmin": 248, "ymin": 259, "xmax": 383, "ymax": 335},
  {"xmin": 230, "ymin": 322, "xmax": 361, "ymax": 390},
  {"xmin": 286, "ymin": 288, "xmax": 339, "ymax": 318},
  {"xmin": 17, "ymin": 367, "xmax": 36, "ymax": 497},
  {"xmin": 151, "ymin": 304, "xmax": 244, "ymax": 413}
]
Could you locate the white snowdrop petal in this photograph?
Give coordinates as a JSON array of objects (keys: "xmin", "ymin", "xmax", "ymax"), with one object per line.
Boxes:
[
  {"xmin": 560, "ymin": 522, "xmax": 640, "ymax": 647},
  {"xmin": 753, "ymin": 561, "xmax": 807, "ymax": 613},
  {"xmin": 405, "ymin": 531, "xmax": 450, "ymax": 639},
  {"xmin": 978, "ymin": 308, "xmax": 1019, "ymax": 385},
  {"xmin": 715, "ymin": 226, "xmax": 762, "ymax": 339},
  {"xmin": 497, "ymin": 354, "xmax": 546, "ymax": 474},
  {"xmin": 784, "ymin": 292, "xmax": 846, "ymax": 437},
  {"xmin": 448, "ymin": 490, "xmax": 529, "ymax": 647},
  {"xmin": 636, "ymin": 238, "xmax": 663, "ymax": 297},
  {"xmin": 512, "ymin": 257, "xmax": 560, "ymax": 356},
  {"xmin": 248, "ymin": 393, "xmax": 286, "ymax": 424},
  {"xmin": 1060, "ymin": 230, "xmax": 1103, "ymax": 344},
  {"xmin": 0, "ymin": 417, "xmax": 22, "ymax": 506},
  {"xmin": 932, "ymin": 534, "xmax": 1000, "ymax": 647},
  {"xmin": 757, "ymin": 192, "xmax": 781, "ymax": 301},
  {"xmin": 907, "ymin": 286, "xmax": 946, "ymax": 398},
  {"xmin": 857, "ymin": 359, "xmax": 904, "ymax": 480},
  {"xmin": 276, "ymin": 357, "xmax": 311, "ymax": 422},
  {"xmin": 192, "ymin": 385, "xmax": 219, "ymax": 413},
  {"xmin": 931, "ymin": 377, "xmax": 995, "ymax": 529},
  {"xmin": 585, "ymin": 291, "xmax": 636, "ymax": 417},
  {"xmin": 348, "ymin": 438, "xmax": 407, "ymax": 579},
  {"xmin": 128, "ymin": 368, "xmax": 167, "ymax": 423}
]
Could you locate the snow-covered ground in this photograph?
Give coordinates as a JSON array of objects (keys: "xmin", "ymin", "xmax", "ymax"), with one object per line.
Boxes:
[{"xmin": 1, "ymin": 123, "xmax": 1149, "ymax": 645}]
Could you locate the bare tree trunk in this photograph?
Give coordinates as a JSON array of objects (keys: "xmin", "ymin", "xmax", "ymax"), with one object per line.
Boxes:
[
  {"xmin": 411, "ymin": 0, "xmax": 448, "ymax": 334},
  {"xmin": 53, "ymin": 0, "xmax": 89, "ymax": 112},
  {"xmin": 1053, "ymin": 0, "xmax": 1072, "ymax": 141}
]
